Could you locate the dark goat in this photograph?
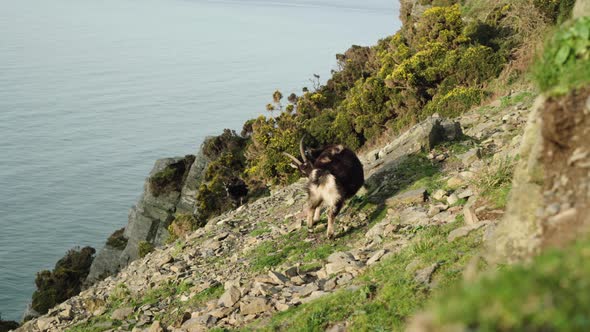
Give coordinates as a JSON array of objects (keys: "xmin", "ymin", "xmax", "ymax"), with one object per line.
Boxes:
[
  {"xmin": 283, "ymin": 139, "xmax": 364, "ymax": 238},
  {"xmin": 224, "ymin": 177, "xmax": 248, "ymax": 206}
]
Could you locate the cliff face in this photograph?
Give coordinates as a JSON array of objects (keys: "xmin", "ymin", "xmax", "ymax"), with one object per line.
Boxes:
[{"xmin": 86, "ymin": 149, "xmax": 209, "ymax": 285}]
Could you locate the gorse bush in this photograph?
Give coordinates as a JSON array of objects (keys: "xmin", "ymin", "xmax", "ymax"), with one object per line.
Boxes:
[
  {"xmin": 245, "ymin": 3, "xmax": 506, "ymax": 171},
  {"xmin": 195, "ymin": 130, "xmax": 248, "ymax": 222},
  {"xmin": 533, "ymin": 0, "xmax": 576, "ymax": 23},
  {"xmin": 32, "ymin": 246, "xmax": 95, "ymax": 314},
  {"xmin": 423, "ymin": 86, "xmax": 484, "ymax": 118}
]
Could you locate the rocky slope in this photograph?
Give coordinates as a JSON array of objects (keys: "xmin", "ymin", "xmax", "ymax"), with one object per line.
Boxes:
[{"xmin": 16, "ymin": 90, "xmax": 534, "ymax": 332}]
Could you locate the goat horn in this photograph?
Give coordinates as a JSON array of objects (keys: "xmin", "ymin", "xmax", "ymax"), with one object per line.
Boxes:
[
  {"xmin": 282, "ymin": 152, "xmax": 302, "ymax": 166},
  {"xmin": 299, "ymin": 136, "xmax": 307, "ymax": 162}
]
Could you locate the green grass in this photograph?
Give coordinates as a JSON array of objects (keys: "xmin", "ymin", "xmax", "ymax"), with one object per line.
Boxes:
[
  {"xmin": 247, "ymin": 229, "xmax": 350, "ymax": 272},
  {"xmin": 302, "ymin": 243, "xmax": 346, "ymax": 262},
  {"xmin": 135, "ymin": 280, "xmax": 192, "ymax": 307},
  {"xmin": 245, "ymin": 221, "xmax": 485, "ymax": 331},
  {"xmin": 429, "ymin": 238, "xmax": 590, "ymax": 331},
  {"xmin": 471, "ymin": 157, "xmax": 515, "ymax": 208},
  {"xmin": 67, "ymin": 316, "xmax": 121, "ymax": 332},
  {"xmin": 499, "ymin": 91, "xmax": 536, "ymax": 108},
  {"xmin": 249, "ymin": 240, "xmax": 293, "ymax": 271},
  {"xmin": 404, "ymin": 140, "xmax": 476, "ymax": 195},
  {"xmin": 170, "ymin": 239, "xmax": 186, "ymax": 258},
  {"xmin": 476, "ymin": 104, "xmax": 500, "ymax": 115},
  {"xmin": 407, "ymin": 172, "xmax": 446, "ymax": 194},
  {"xmin": 108, "ymin": 283, "xmax": 131, "ymax": 308},
  {"xmin": 450, "ymin": 197, "xmax": 468, "ymax": 208},
  {"xmin": 371, "ymin": 154, "xmax": 443, "ymax": 202},
  {"xmin": 247, "ymin": 202, "xmax": 389, "ymax": 273},
  {"xmin": 395, "ymin": 155, "xmax": 441, "ymax": 187},
  {"xmin": 153, "ymin": 283, "xmax": 224, "ymax": 325},
  {"xmin": 249, "ymin": 222, "xmax": 272, "ymax": 237}
]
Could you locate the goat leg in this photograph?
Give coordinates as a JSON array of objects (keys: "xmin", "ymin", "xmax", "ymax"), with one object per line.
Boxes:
[
  {"xmin": 313, "ymin": 207, "xmax": 322, "ymax": 222},
  {"xmin": 306, "ymin": 198, "xmax": 322, "ymax": 231},
  {"xmin": 326, "ymin": 200, "xmax": 344, "ymax": 239}
]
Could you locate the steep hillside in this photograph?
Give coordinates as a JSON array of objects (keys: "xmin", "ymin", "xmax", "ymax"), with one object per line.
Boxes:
[{"xmin": 16, "ymin": 90, "xmax": 535, "ymax": 331}]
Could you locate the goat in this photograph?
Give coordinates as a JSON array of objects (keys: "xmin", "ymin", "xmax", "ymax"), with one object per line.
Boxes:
[
  {"xmin": 283, "ymin": 138, "xmax": 364, "ymax": 238},
  {"xmin": 223, "ymin": 177, "xmax": 248, "ymax": 206}
]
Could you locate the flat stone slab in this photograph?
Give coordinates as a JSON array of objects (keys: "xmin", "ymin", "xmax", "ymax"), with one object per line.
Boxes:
[{"xmin": 386, "ymin": 188, "xmax": 427, "ymax": 206}]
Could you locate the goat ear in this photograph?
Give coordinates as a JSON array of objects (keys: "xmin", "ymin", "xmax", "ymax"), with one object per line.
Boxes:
[{"xmin": 289, "ymin": 163, "xmax": 299, "ymax": 169}]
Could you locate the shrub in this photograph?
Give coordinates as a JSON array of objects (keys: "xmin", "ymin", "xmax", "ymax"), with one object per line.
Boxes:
[
  {"xmin": 106, "ymin": 227, "xmax": 127, "ymax": 250},
  {"xmin": 533, "ymin": 0, "xmax": 576, "ymax": 23},
  {"xmin": 533, "ymin": 16, "xmax": 590, "ymax": 94},
  {"xmin": 245, "ymin": 114, "xmax": 303, "ymax": 185},
  {"xmin": 339, "ymin": 77, "xmax": 393, "ymax": 143},
  {"xmin": 138, "ymin": 241, "xmax": 154, "ymax": 258},
  {"xmin": 167, "ymin": 213, "xmax": 202, "ymax": 242},
  {"xmin": 0, "ymin": 318, "xmax": 19, "ymax": 332},
  {"xmin": 149, "ymin": 155, "xmax": 195, "ymax": 196},
  {"xmin": 328, "ymin": 45, "xmax": 376, "ymax": 100},
  {"xmin": 31, "ymin": 246, "xmax": 95, "ymax": 314},
  {"xmin": 194, "ymin": 129, "xmax": 249, "ymax": 223},
  {"xmin": 413, "ymin": 4, "xmax": 466, "ymax": 48},
  {"xmin": 202, "ymin": 129, "xmax": 247, "ymax": 159},
  {"xmin": 423, "ymin": 86, "xmax": 483, "ymax": 118},
  {"xmin": 195, "ymin": 182, "xmax": 221, "ymax": 223}
]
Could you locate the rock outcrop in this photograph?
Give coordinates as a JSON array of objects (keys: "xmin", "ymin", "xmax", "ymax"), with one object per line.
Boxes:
[
  {"xmin": 86, "ymin": 150, "xmax": 209, "ymax": 285},
  {"xmin": 363, "ymin": 115, "xmax": 462, "ymax": 201},
  {"xmin": 485, "ymin": 87, "xmax": 590, "ymax": 264}
]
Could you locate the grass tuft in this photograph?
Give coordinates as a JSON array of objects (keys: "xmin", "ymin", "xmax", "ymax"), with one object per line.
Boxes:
[
  {"xmin": 430, "ymin": 238, "xmax": 590, "ymax": 331},
  {"xmin": 471, "ymin": 157, "xmax": 515, "ymax": 208}
]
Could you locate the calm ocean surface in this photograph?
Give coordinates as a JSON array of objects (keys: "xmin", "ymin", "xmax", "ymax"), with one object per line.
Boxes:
[{"xmin": 0, "ymin": 0, "xmax": 398, "ymax": 320}]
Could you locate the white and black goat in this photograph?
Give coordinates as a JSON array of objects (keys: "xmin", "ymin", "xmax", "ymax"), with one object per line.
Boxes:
[{"xmin": 283, "ymin": 139, "xmax": 364, "ymax": 238}]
